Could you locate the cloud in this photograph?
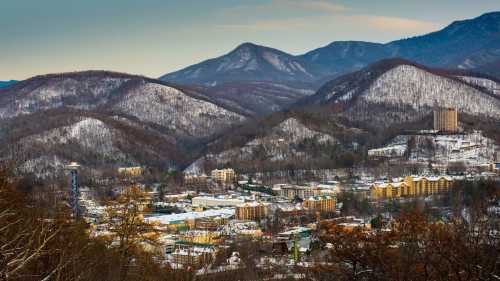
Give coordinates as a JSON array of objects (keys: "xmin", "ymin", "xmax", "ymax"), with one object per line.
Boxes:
[
  {"xmin": 219, "ymin": 17, "xmax": 313, "ymax": 31},
  {"xmin": 275, "ymin": 0, "xmax": 348, "ymax": 14},
  {"xmin": 222, "ymin": 0, "xmax": 348, "ymax": 18},
  {"xmin": 351, "ymin": 15, "xmax": 442, "ymax": 33},
  {"xmin": 294, "ymin": 0, "xmax": 349, "ymax": 14},
  {"xmin": 219, "ymin": 1, "xmax": 439, "ymax": 34},
  {"xmin": 219, "ymin": 14, "xmax": 440, "ymax": 35}
]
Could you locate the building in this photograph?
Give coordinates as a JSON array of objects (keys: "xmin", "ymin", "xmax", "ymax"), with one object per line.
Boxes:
[
  {"xmin": 118, "ymin": 166, "xmax": 143, "ymax": 177},
  {"xmin": 272, "ymin": 184, "xmax": 322, "ymax": 199},
  {"xmin": 235, "ymin": 202, "xmax": 269, "ymax": 220},
  {"xmin": 303, "ymin": 196, "xmax": 336, "ymax": 213},
  {"xmin": 434, "ymin": 107, "xmax": 458, "ymax": 133},
  {"xmin": 184, "ymin": 174, "xmax": 208, "ymax": 190},
  {"xmin": 192, "ymin": 196, "xmax": 244, "ymax": 207},
  {"xmin": 145, "ymin": 209, "xmax": 234, "ymax": 231},
  {"xmin": 322, "ymin": 217, "xmax": 370, "ymax": 232},
  {"xmin": 368, "ymin": 144, "xmax": 407, "ymax": 158},
  {"xmin": 171, "ymin": 248, "xmax": 214, "ymax": 268},
  {"xmin": 211, "ymin": 168, "xmax": 236, "ymax": 184},
  {"xmin": 179, "ymin": 230, "xmax": 223, "ymax": 245},
  {"xmin": 277, "ymin": 227, "xmax": 312, "ymax": 241},
  {"xmin": 370, "ymin": 176, "xmax": 454, "ymax": 200}
]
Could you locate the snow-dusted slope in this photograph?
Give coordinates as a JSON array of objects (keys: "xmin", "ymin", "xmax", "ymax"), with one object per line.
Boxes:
[
  {"xmin": 206, "ymin": 81, "xmax": 315, "ymax": 116},
  {"xmin": 456, "ymin": 76, "xmax": 500, "ymax": 97},
  {"xmin": 2, "ymin": 110, "xmax": 191, "ymax": 176},
  {"xmin": 113, "ymin": 82, "xmax": 245, "ymax": 137},
  {"xmin": 20, "ymin": 118, "xmax": 122, "ymax": 156},
  {"xmin": 188, "ymin": 118, "xmax": 336, "ymax": 171},
  {"xmin": 0, "ymin": 71, "xmax": 245, "ymax": 138},
  {"xmin": 0, "ymin": 76, "xmax": 129, "ymax": 118},
  {"xmin": 361, "ymin": 65, "xmax": 500, "ymax": 118},
  {"xmin": 305, "ymin": 59, "xmax": 500, "ymax": 127},
  {"xmin": 255, "ymin": 118, "xmax": 335, "ymax": 145},
  {"xmin": 160, "ymin": 42, "xmax": 320, "ymax": 86},
  {"xmin": 0, "ymin": 71, "xmax": 251, "ymax": 174}
]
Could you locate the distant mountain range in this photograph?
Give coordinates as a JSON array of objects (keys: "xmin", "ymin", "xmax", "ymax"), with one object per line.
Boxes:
[
  {"xmin": 163, "ymin": 12, "xmax": 500, "ymax": 86},
  {"xmin": 161, "ymin": 11, "xmax": 500, "ymax": 113},
  {"xmin": 0, "ymin": 80, "xmax": 17, "ymax": 88},
  {"xmin": 2, "ymin": 11, "xmax": 500, "ymax": 177}
]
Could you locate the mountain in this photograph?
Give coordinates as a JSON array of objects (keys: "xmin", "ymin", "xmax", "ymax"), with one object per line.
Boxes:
[
  {"xmin": 3, "ymin": 108, "xmax": 186, "ymax": 177},
  {"xmin": 300, "ymin": 41, "xmax": 390, "ymax": 81},
  {"xmin": 385, "ymin": 11, "xmax": 500, "ymax": 69},
  {"xmin": 158, "ymin": 12, "xmax": 500, "ymax": 117},
  {"xmin": 300, "ymin": 58, "xmax": 500, "ymax": 129},
  {"xmin": 0, "ymin": 80, "xmax": 17, "ymax": 88},
  {"xmin": 476, "ymin": 58, "xmax": 500, "ymax": 79},
  {"xmin": 186, "ymin": 111, "xmax": 362, "ymax": 174},
  {"xmin": 203, "ymin": 81, "xmax": 315, "ymax": 116},
  {"xmin": 0, "ymin": 71, "xmax": 247, "ymax": 176},
  {"xmin": 300, "ymin": 12, "xmax": 500, "ymax": 79},
  {"xmin": 162, "ymin": 12, "xmax": 500, "ymax": 89},
  {"xmin": 160, "ymin": 42, "xmax": 320, "ymax": 87},
  {"xmin": 188, "ymin": 58, "xmax": 500, "ymax": 174}
]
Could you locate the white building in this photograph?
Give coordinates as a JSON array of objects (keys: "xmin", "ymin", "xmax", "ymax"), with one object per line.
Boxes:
[{"xmin": 192, "ymin": 196, "xmax": 244, "ymax": 207}]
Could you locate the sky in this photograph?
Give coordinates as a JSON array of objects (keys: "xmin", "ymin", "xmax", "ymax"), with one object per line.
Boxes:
[{"xmin": 1, "ymin": 0, "xmax": 499, "ymax": 80}]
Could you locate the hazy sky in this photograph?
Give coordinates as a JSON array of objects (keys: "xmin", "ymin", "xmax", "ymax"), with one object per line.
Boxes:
[{"xmin": 1, "ymin": 0, "xmax": 498, "ymax": 80}]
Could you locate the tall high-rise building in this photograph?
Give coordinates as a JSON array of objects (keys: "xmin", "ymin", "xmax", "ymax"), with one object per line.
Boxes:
[{"xmin": 433, "ymin": 107, "xmax": 458, "ymax": 133}]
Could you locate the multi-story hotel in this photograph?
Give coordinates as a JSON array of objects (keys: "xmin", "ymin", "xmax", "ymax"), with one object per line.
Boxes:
[
  {"xmin": 370, "ymin": 176, "xmax": 454, "ymax": 200},
  {"xmin": 303, "ymin": 196, "xmax": 336, "ymax": 213},
  {"xmin": 211, "ymin": 168, "xmax": 236, "ymax": 184},
  {"xmin": 235, "ymin": 202, "xmax": 269, "ymax": 220},
  {"xmin": 433, "ymin": 107, "xmax": 458, "ymax": 133},
  {"xmin": 184, "ymin": 174, "xmax": 208, "ymax": 190},
  {"xmin": 273, "ymin": 184, "xmax": 322, "ymax": 199}
]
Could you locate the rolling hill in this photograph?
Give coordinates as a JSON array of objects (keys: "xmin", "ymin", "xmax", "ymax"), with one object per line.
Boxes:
[{"xmin": 0, "ymin": 71, "xmax": 247, "ymax": 176}]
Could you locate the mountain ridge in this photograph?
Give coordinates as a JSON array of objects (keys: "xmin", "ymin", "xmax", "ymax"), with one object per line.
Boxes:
[{"xmin": 161, "ymin": 11, "xmax": 500, "ymax": 87}]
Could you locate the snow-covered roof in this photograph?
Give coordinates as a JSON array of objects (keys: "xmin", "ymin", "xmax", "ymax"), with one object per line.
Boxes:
[{"xmin": 145, "ymin": 209, "xmax": 235, "ymax": 225}]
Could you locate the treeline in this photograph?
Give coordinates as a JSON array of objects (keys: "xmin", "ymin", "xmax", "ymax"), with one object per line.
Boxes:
[{"xmin": 311, "ymin": 210, "xmax": 499, "ymax": 281}]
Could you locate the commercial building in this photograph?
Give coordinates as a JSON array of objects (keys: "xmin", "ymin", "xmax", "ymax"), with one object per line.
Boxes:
[
  {"xmin": 118, "ymin": 166, "xmax": 143, "ymax": 177},
  {"xmin": 370, "ymin": 176, "xmax": 454, "ymax": 200},
  {"xmin": 433, "ymin": 107, "xmax": 458, "ymax": 133},
  {"xmin": 171, "ymin": 248, "xmax": 214, "ymax": 268},
  {"xmin": 323, "ymin": 217, "xmax": 370, "ymax": 232},
  {"xmin": 184, "ymin": 174, "xmax": 208, "ymax": 190},
  {"xmin": 235, "ymin": 202, "xmax": 269, "ymax": 220},
  {"xmin": 192, "ymin": 196, "xmax": 244, "ymax": 207},
  {"xmin": 277, "ymin": 227, "xmax": 312, "ymax": 241},
  {"xmin": 145, "ymin": 209, "xmax": 234, "ymax": 231},
  {"xmin": 303, "ymin": 196, "xmax": 336, "ymax": 214},
  {"xmin": 179, "ymin": 230, "xmax": 223, "ymax": 245},
  {"xmin": 211, "ymin": 168, "xmax": 236, "ymax": 184},
  {"xmin": 272, "ymin": 184, "xmax": 322, "ymax": 199},
  {"xmin": 368, "ymin": 144, "xmax": 407, "ymax": 158}
]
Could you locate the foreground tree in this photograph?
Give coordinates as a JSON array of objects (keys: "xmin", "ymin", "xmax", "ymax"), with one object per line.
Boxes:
[
  {"xmin": 103, "ymin": 186, "xmax": 161, "ymax": 281},
  {"xmin": 0, "ymin": 171, "xmax": 187, "ymax": 281},
  {"xmin": 314, "ymin": 210, "xmax": 500, "ymax": 281}
]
